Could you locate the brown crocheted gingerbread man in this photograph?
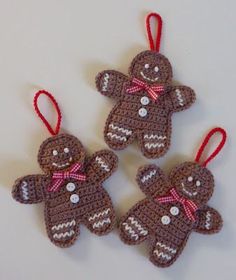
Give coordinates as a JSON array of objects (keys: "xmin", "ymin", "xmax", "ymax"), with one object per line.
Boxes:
[
  {"xmin": 12, "ymin": 133, "xmax": 118, "ymax": 248},
  {"xmin": 96, "ymin": 50, "xmax": 196, "ymax": 159},
  {"xmin": 119, "ymin": 162, "xmax": 222, "ymax": 267}
]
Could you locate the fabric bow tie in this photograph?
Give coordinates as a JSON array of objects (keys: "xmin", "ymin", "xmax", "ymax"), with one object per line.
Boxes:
[
  {"xmin": 48, "ymin": 163, "xmax": 86, "ymax": 192},
  {"xmin": 156, "ymin": 188, "xmax": 198, "ymax": 221},
  {"xmin": 126, "ymin": 78, "xmax": 165, "ymax": 101}
]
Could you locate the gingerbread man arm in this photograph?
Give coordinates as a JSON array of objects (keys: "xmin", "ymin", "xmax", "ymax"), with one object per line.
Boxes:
[
  {"xmin": 194, "ymin": 206, "xmax": 223, "ymax": 234},
  {"xmin": 168, "ymin": 86, "xmax": 196, "ymax": 112},
  {"xmin": 96, "ymin": 70, "xmax": 129, "ymax": 99},
  {"xmin": 86, "ymin": 150, "xmax": 118, "ymax": 184},
  {"xmin": 12, "ymin": 174, "xmax": 50, "ymax": 204},
  {"xmin": 136, "ymin": 165, "xmax": 170, "ymax": 198}
]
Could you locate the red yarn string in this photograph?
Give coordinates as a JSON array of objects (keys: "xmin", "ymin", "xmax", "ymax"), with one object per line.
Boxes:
[
  {"xmin": 195, "ymin": 127, "xmax": 227, "ymax": 167},
  {"xmin": 33, "ymin": 90, "xmax": 62, "ymax": 136},
  {"xmin": 146, "ymin": 12, "xmax": 163, "ymax": 52}
]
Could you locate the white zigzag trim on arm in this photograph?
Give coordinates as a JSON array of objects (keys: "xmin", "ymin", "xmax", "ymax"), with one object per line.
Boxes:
[
  {"xmin": 154, "ymin": 249, "xmax": 172, "ymax": 260},
  {"xmin": 156, "ymin": 242, "xmax": 177, "ymax": 254},
  {"xmin": 107, "ymin": 132, "xmax": 127, "ymax": 142},
  {"xmin": 21, "ymin": 181, "xmax": 29, "ymax": 200},
  {"xmin": 128, "ymin": 217, "xmax": 148, "ymax": 236},
  {"xmin": 95, "ymin": 156, "xmax": 110, "ymax": 172},
  {"xmin": 88, "ymin": 208, "xmax": 111, "ymax": 221},
  {"xmin": 102, "ymin": 73, "xmax": 110, "ymax": 91},
  {"xmin": 93, "ymin": 218, "xmax": 111, "ymax": 229},
  {"xmin": 53, "ymin": 230, "xmax": 75, "ymax": 240},
  {"xmin": 175, "ymin": 89, "xmax": 184, "ymax": 106},
  {"xmin": 122, "ymin": 223, "xmax": 139, "ymax": 240},
  {"xmin": 141, "ymin": 169, "xmax": 157, "ymax": 183},
  {"xmin": 51, "ymin": 220, "xmax": 76, "ymax": 231},
  {"xmin": 144, "ymin": 134, "xmax": 166, "ymax": 140},
  {"xmin": 205, "ymin": 211, "xmax": 211, "ymax": 229},
  {"xmin": 109, "ymin": 124, "xmax": 132, "ymax": 135},
  {"xmin": 144, "ymin": 143, "xmax": 165, "ymax": 149}
]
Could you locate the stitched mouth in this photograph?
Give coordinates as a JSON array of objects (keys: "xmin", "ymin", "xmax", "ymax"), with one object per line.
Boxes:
[
  {"xmin": 52, "ymin": 157, "xmax": 73, "ymax": 168},
  {"xmin": 181, "ymin": 183, "xmax": 198, "ymax": 197},
  {"xmin": 140, "ymin": 71, "xmax": 159, "ymax": 82}
]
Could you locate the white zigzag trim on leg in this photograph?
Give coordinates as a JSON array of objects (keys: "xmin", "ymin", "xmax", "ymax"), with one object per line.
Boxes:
[
  {"xmin": 141, "ymin": 169, "xmax": 157, "ymax": 183},
  {"xmin": 144, "ymin": 143, "xmax": 165, "ymax": 149},
  {"xmin": 21, "ymin": 181, "xmax": 29, "ymax": 200},
  {"xmin": 205, "ymin": 211, "xmax": 211, "ymax": 229},
  {"xmin": 107, "ymin": 132, "xmax": 127, "ymax": 142},
  {"xmin": 102, "ymin": 73, "xmax": 110, "ymax": 91},
  {"xmin": 88, "ymin": 208, "xmax": 111, "ymax": 221},
  {"xmin": 93, "ymin": 218, "xmax": 111, "ymax": 229},
  {"xmin": 154, "ymin": 249, "xmax": 172, "ymax": 261},
  {"xmin": 53, "ymin": 230, "xmax": 75, "ymax": 240},
  {"xmin": 95, "ymin": 156, "xmax": 110, "ymax": 172},
  {"xmin": 122, "ymin": 223, "xmax": 139, "ymax": 240},
  {"xmin": 128, "ymin": 217, "xmax": 148, "ymax": 235},
  {"xmin": 109, "ymin": 124, "xmax": 132, "ymax": 135},
  {"xmin": 156, "ymin": 242, "xmax": 177, "ymax": 254},
  {"xmin": 51, "ymin": 220, "xmax": 76, "ymax": 231},
  {"xmin": 175, "ymin": 89, "xmax": 184, "ymax": 106},
  {"xmin": 144, "ymin": 134, "xmax": 166, "ymax": 140}
]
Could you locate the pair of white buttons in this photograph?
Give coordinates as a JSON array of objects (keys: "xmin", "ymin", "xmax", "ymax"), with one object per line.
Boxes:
[
  {"xmin": 161, "ymin": 206, "xmax": 179, "ymax": 225},
  {"xmin": 66, "ymin": 182, "xmax": 79, "ymax": 204},
  {"xmin": 139, "ymin": 96, "xmax": 150, "ymax": 117}
]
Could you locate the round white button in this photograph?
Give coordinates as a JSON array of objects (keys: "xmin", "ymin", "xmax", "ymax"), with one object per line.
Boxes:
[
  {"xmin": 138, "ymin": 108, "xmax": 147, "ymax": 117},
  {"xmin": 66, "ymin": 182, "xmax": 76, "ymax": 192},
  {"xmin": 170, "ymin": 206, "xmax": 179, "ymax": 216},
  {"xmin": 161, "ymin": 215, "xmax": 171, "ymax": 225},
  {"xmin": 140, "ymin": 96, "xmax": 150, "ymax": 106},
  {"xmin": 70, "ymin": 194, "xmax": 79, "ymax": 204}
]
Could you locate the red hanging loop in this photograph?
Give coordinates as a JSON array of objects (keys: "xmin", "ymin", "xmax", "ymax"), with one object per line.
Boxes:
[
  {"xmin": 146, "ymin": 12, "xmax": 163, "ymax": 52},
  {"xmin": 33, "ymin": 90, "xmax": 62, "ymax": 136},
  {"xmin": 195, "ymin": 127, "xmax": 227, "ymax": 167}
]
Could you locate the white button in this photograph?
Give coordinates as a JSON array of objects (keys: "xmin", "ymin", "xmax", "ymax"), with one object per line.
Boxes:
[
  {"xmin": 161, "ymin": 215, "xmax": 171, "ymax": 225},
  {"xmin": 170, "ymin": 206, "xmax": 179, "ymax": 216},
  {"xmin": 140, "ymin": 96, "xmax": 150, "ymax": 105},
  {"xmin": 66, "ymin": 182, "xmax": 76, "ymax": 192},
  {"xmin": 138, "ymin": 108, "xmax": 147, "ymax": 117},
  {"xmin": 70, "ymin": 194, "xmax": 79, "ymax": 204}
]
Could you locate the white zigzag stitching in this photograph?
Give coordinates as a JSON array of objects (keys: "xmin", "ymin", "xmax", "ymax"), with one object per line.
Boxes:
[
  {"xmin": 88, "ymin": 208, "xmax": 111, "ymax": 221},
  {"xmin": 128, "ymin": 217, "xmax": 148, "ymax": 236},
  {"xmin": 51, "ymin": 220, "xmax": 76, "ymax": 231},
  {"xmin": 144, "ymin": 134, "xmax": 167, "ymax": 140},
  {"xmin": 95, "ymin": 156, "xmax": 110, "ymax": 172},
  {"xmin": 109, "ymin": 124, "xmax": 132, "ymax": 136},
  {"xmin": 141, "ymin": 169, "xmax": 157, "ymax": 183},
  {"xmin": 102, "ymin": 73, "xmax": 110, "ymax": 91},
  {"xmin": 122, "ymin": 223, "xmax": 139, "ymax": 240},
  {"xmin": 156, "ymin": 242, "xmax": 177, "ymax": 254},
  {"xmin": 53, "ymin": 230, "xmax": 75, "ymax": 240},
  {"xmin": 175, "ymin": 89, "xmax": 184, "ymax": 106},
  {"xmin": 21, "ymin": 181, "xmax": 29, "ymax": 200},
  {"xmin": 93, "ymin": 218, "xmax": 111, "ymax": 229},
  {"xmin": 144, "ymin": 143, "xmax": 165, "ymax": 149},
  {"xmin": 205, "ymin": 211, "xmax": 211, "ymax": 229},
  {"xmin": 107, "ymin": 132, "xmax": 127, "ymax": 142},
  {"xmin": 154, "ymin": 249, "xmax": 172, "ymax": 261}
]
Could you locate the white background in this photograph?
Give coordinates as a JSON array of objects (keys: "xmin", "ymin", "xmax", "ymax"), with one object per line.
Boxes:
[{"xmin": 0, "ymin": 0, "xmax": 235, "ymax": 279}]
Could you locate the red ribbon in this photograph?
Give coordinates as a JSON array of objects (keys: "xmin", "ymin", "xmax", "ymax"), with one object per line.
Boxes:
[
  {"xmin": 48, "ymin": 163, "xmax": 86, "ymax": 192},
  {"xmin": 126, "ymin": 78, "xmax": 165, "ymax": 101},
  {"xmin": 156, "ymin": 188, "xmax": 198, "ymax": 221}
]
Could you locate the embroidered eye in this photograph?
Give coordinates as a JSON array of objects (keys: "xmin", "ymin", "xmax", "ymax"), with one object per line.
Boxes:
[
  {"xmin": 187, "ymin": 176, "xmax": 193, "ymax": 182},
  {"xmin": 196, "ymin": 180, "xmax": 201, "ymax": 187},
  {"xmin": 52, "ymin": 150, "xmax": 58, "ymax": 156},
  {"xmin": 144, "ymin": 64, "xmax": 149, "ymax": 69},
  {"xmin": 154, "ymin": 66, "xmax": 159, "ymax": 72},
  {"xmin": 64, "ymin": 147, "xmax": 69, "ymax": 153}
]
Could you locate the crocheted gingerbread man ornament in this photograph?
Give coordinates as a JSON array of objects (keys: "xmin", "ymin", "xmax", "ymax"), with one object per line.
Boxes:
[
  {"xmin": 119, "ymin": 128, "xmax": 226, "ymax": 267},
  {"xmin": 96, "ymin": 13, "xmax": 196, "ymax": 159},
  {"xmin": 12, "ymin": 91, "xmax": 118, "ymax": 248}
]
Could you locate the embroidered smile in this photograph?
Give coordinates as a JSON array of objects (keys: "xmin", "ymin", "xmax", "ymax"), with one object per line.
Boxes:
[
  {"xmin": 52, "ymin": 157, "xmax": 73, "ymax": 168},
  {"xmin": 181, "ymin": 183, "xmax": 198, "ymax": 197},
  {"xmin": 140, "ymin": 71, "xmax": 159, "ymax": 82}
]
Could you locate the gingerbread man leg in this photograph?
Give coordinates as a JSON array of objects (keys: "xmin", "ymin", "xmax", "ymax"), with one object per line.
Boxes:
[
  {"xmin": 149, "ymin": 234, "xmax": 188, "ymax": 267},
  {"xmin": 45, "ymin": 211, "xmax": 80, "ymax": 248},
  {"xmin": 137, "ymin": 126, "xmax": 171, "ymax": 159},
  {"xmin": 104, "ymin": 115, "xmax": 135, "ymax": 150}
]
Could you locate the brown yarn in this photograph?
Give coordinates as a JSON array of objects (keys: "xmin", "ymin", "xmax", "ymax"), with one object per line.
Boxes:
[
  {"xmin": 96, "ymin": 50, "xmax": 196, "ymax": 159},
  {"xmin": 119, "ymin": 162, "xmax": 222, "ymax": 267},
  {"xmin": 12, "ymin": 134, "xmax": 118, "ymax": 248}
]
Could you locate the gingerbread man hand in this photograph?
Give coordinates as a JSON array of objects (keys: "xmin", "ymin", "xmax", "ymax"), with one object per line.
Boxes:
[
  {"xmin": 96, "ymin": 50, "xmax": 196, "ymax": 159},
  {"xmin": 13, "ymin": 134, "xmax": 118, "ymax": 248}
]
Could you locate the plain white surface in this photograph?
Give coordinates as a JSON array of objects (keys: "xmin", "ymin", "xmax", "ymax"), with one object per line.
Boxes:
[{"xmin": 0, "ymin": 0, "xmax": 235, "ymax": 279}]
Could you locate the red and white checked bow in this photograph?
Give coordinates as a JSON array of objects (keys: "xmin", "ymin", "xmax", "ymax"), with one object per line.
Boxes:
[
  {"xmin": 48, "ymin": 163, "xmax": 86, "ymax": 192},
  {"xmin": 126, "ymin": 78, "xmax": 165, "ymax": 101},
  {"xmin": 156, "ymin": 188, "xmax": 198, "ymax": 221}
]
